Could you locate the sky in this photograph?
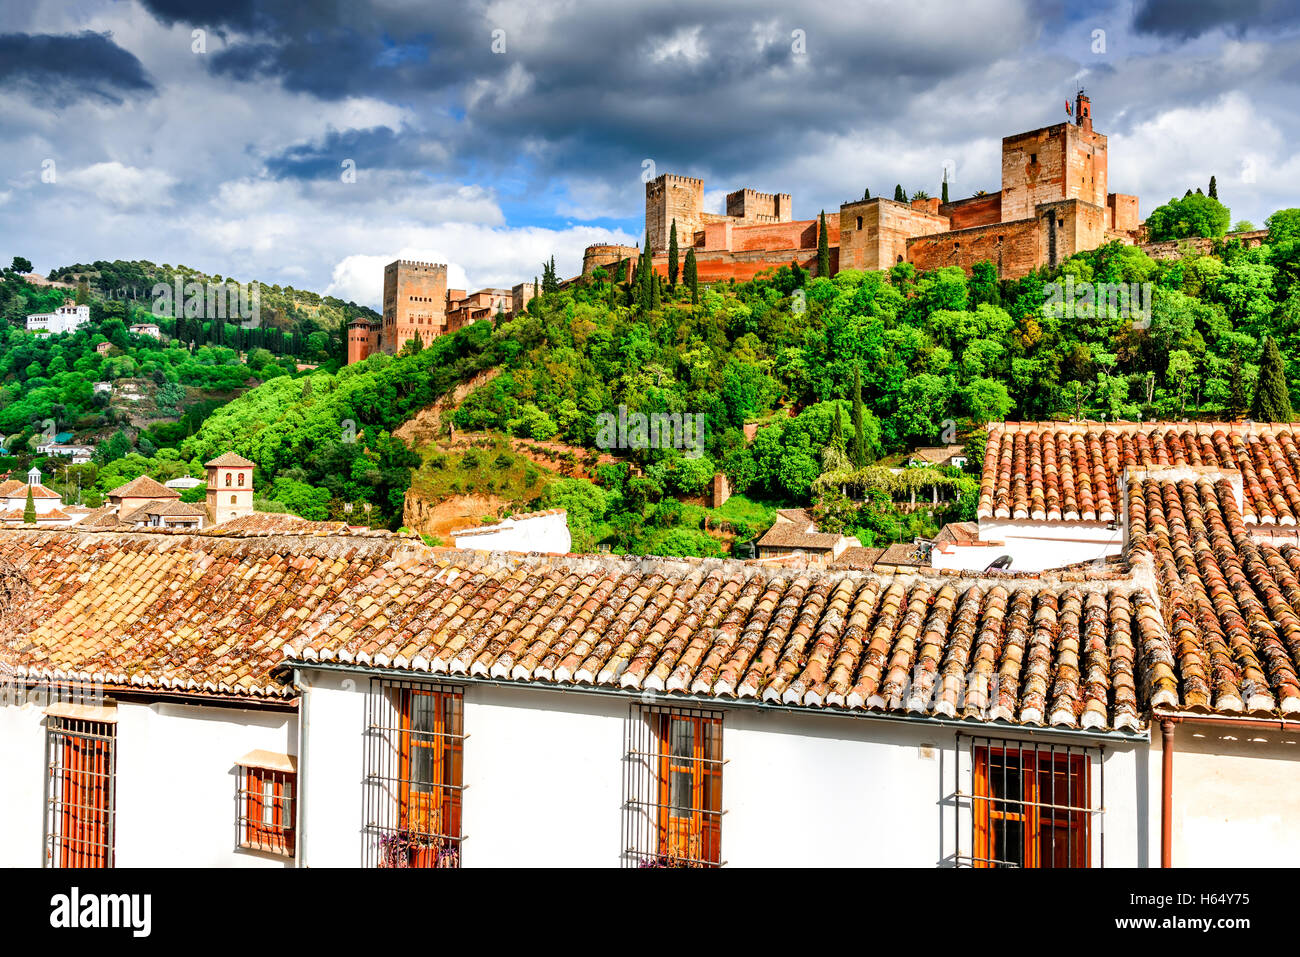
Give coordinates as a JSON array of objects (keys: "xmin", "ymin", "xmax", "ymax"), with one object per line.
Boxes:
[{"xmin": 1, "ymin": 0, "xmax": 1298, "ymax": 309}]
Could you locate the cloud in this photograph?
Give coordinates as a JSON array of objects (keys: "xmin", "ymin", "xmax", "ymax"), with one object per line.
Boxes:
[
  {"xmin": 0, "ymin": 31, "xmax": 154, "ymax": 105},
  {"xmin": 1133, "ymin": 0, "xmax": 1296, "ymax": 40},
  {"xmin": 62, "ymin": 162, "xmax": 178, "ymax": 210}
]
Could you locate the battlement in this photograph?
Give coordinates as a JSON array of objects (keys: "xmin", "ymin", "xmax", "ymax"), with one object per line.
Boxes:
[
  {"xmin": 386, "ymin": 260, "xmax": 448, "ymax": 271},
  {"xmin": 650, "ymin": 173, "xmax": 704, "ymax": 188}
]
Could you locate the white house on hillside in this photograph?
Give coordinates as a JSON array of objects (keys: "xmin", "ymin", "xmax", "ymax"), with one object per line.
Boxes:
[{"xmin": 26, "ymin": 299, "xmax": 89, "ymax": 338}]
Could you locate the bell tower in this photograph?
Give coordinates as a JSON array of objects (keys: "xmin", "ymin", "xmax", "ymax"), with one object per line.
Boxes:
[{"xmin": 205, "ymin": 452, "xmax": 255, "ymax": 525}]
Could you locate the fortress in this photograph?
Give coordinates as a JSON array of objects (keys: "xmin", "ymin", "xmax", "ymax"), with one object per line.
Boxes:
[
  {"xmin": 347, "ymin": 261, "xmax": 536, "ymax": 363},
  {"xmin": 583, "ymin": 92, "xmax": 1141, "ymax": 284},
  {"xmin": 351, "ymin": 94, "xmax": 1140, "ymax": 365}
]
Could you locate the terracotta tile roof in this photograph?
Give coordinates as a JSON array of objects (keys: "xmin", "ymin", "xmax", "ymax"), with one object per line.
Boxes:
[
  {"xmin": 0, "ymin": 528, "xmax": 1172, "ymax": 730},
  {"xmin": 979, "ymin": 421, "xmax": 1300, "ymax": 525},
  {"xmin": 910, "ymin": 444, "xmax": 967, "ymax": 465},
  {"xmin": 829, "ymin": 546, "xmax": 885, "ymax": 568},
  {"xmin": 934, "ymin": 522, "xmax": 981, "ymax": 544},
  {"xmin": 205, "ymin": 452, "xmax": 255, "ymax": 468},
  {"xmin": 0, "ymin": 481, "xmax": 22, "ymax": 496},
  {"xmin": 756, "ymin": 510, "xmax": 843, "ymax": 550},
  {"xmin": 1125, "ymin": 475, "xmax": 1300, "ymax": 715},
  {"xmin": 279, "ymin": 549, "xmax": 1160, "ymax": 731},
  {"xmin": 875, "ymin": 542, "xmax": 928, "ymax": 567},
  {"xmin": 0, "ymin": 529, "xmax": 429, "ymax": 699},
  {"xmin": 107, "ymin": 475, "xmax": 179, "ymax": 500},
  {"xmin": 202, "ymin": 512, "xmax": 354, "ymax": 536}
]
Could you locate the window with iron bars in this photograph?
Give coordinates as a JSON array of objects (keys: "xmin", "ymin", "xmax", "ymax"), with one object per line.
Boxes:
[
  {"xmin": 46, "ymin": 717, "xmax": 115, "ymax": 868},
  {"xmin": 363, "ymin": 679, "xmax": 465, "ymax": 868},
  {"xmin": 236, "ymin": 765, "xmax": 296, "ymax": 857},
  {"xmin": 622, "ymin": 704, "xmax": 724, "ymax": 867},
  {"xmin": 954, "ymin": 734, "xmax": 1103, "ymax": 868}
]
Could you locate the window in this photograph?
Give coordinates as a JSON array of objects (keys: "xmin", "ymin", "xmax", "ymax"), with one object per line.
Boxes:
[
  {"xmin": 236, "ymin": 758, "xmax": 295, "ymax": 857},
  {"xmin": 623, "ymin": 704, "xmax": 722, "ymax": 867},
  {"xmin": 230, "ymin": 495, "xmax": 237, "ymax": 504},
  {"xmin": 965, "ymin": 736, "xmax": 1097, "ymax": 868},
  {"xmin": 46, "ymin": 717, "xmax": 115, "ymax": 868},
  {"xmin": 364, "ymin": 680, "xmax": 464, "ymax": 868},
  {"xmin": 237, "ymin": 472, "xmax": 245, "ymax": 487},
  {"xmin": 856, "ymin": 216, "xmax": 863, "ymax": 229},
  {"xmin": 225, "ymin": 472, "xmax": 231, "ymax": 487}
]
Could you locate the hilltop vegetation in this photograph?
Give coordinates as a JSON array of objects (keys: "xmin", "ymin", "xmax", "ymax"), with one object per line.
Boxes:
[{"xmin": 18, "ymin": 206, "xmax": 1300, "ymax": 553}]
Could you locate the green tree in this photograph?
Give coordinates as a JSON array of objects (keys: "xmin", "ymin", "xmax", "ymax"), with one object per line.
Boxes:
[
  {"xmin": 684, "ymin": 247, "xmax": 699, "ymax": 305},
  {"xmin": 894, "ymin": 184, "xmax": 906, "ymax": 202},
  {"xmin": 1228, "ymin": 346, "xmax": 1248, "ymax": 419},
  {"xmin": 941, "ymin": 174, "xmax": 949, "ymax": 205},
  {"xmin": 1251, "ymin": 336, "xmax": 1293, "ymax": 421},
  {"xmin": 817, "ymin": 210, "xmax": 830, "ymax": 278},
  {"xmin": 849, "ymin": 365, "xmax": 867, "ymax": 466},
  {"xmin": 11, "ymin": 256, "xmax": 32, "ymax": 274},
  {"xmin": 1208, "ymin": 175, "xmax": 1218, "ymax": 200},
  {"xmin": 22, "ymin": 485, "xmax": 35, "ymax": 524},
  {"xmin": 667, "ymin": 220, "xmax": 679, "ymax": 287},
  {"xmin": 1266, "ymin": 209, "xmax": 1300, "ymax": 246},
  {"xmin": 1145, "ymin": 194, "xmax": 1230, "ymax": 241}
]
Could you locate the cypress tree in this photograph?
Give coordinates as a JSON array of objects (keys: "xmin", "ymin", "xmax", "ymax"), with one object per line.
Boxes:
[
  {"xmin": 894, "ymin": 184, "xmax": 905, "ymax": 202},
  {"xmin": 817, "ymin": 210, "xmax": 830, "ymax": 278},
  {"xmin": 1251, "ymin": 336, "xmax": 1294, "ymax": 422},
  {"xmin": 1184, "ymin": 188, "xmax": 1194, "ymax": 198},
  {"xmin": 23, "ymin": 485, "xmax": 35, "ymax": 524},
  {"xmin": 849, "ymin": 366, "xmax": 866, "ymax": 467},
  {"xmin": 668, "ymin": 220, "xmax": 679, "ymax": 287},
  {"xmin": 685, "ymin": 247, "xmax": 699, "ymax": 305},
  {"xmin": 1209, "ymin": 175, "xmax": 1218, "ymax": 200},
  {"xmin": 941, "ymin": 174, "xmax": 949, "ymax": 205},
  {"xmin": 863, "ymin": 187, "xmax": 870, "ymax": 201},
  {"xmin": 1228, "ymin": 346, "xmax": 1247, "ymax": 419}
]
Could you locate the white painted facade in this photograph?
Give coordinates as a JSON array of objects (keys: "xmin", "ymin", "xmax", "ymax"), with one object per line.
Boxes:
[
  {"xmin": 2, "ymin": 673, "xmax": 1296, "ymax": 868},
  {"xmin": 26, "ymin": 302, "xmax": 89, "ymax": 337},
  {"xmin": 294, "ymin": 667, "xmax": 1156, "ymax": 868},
  {"xmin": 451, "ymin": 510, "xmax": 571, "ymax": 554},
  {"xmin": 973, "ymin": 519, "xmax": 1124, "ymax": 572},
  {"xmin": 0, "ymin": 688, "xmax": 295, "ymax": 868}
]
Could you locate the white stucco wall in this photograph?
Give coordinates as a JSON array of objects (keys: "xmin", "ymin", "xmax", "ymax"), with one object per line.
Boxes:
[
  {"xmin": 297, "ymin": 668, "xmax": 1151, "ymax": 868},
  {"xmin": 0, "ymin": 688, "xmax": 296, "ymax": 868},
  {"xmin": 1150, "ymin": 722, "xmax": 1300, "ymax": 867},
  {"xmin": 977, "ymin": 519, "xmax": 1125, "ymax": 572},
  {"xmin": 451, "ymin": 512, "xmax": 571, "ymax": 554}
]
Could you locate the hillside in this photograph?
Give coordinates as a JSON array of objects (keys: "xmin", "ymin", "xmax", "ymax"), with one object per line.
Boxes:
[
  {"xmin": 21, "ymin": 207, "xmax": 1300, "ymax": 550},
  {"xmin": 45, "ymin": 258, "xmax": 378, "ymax": 335}
]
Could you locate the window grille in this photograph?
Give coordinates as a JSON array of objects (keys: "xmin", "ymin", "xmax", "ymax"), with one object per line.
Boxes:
[
  {"xmin": 954, "ymin": 734, "xmax": 1103, "ymax": 868},
  {"xmin": 46, "ymin": 717, "xmax": 115, "ymax": 868},
  {"xmin": 622, "ymin": 704, "xmax": 724, "ymax": 868},
  {"xmin": 236, "ymin": 765, "xmax": 295, "ymax": 857},
  {"xmin": 364, "ymin": 679, "xmax": 465, "ymax": 868}
]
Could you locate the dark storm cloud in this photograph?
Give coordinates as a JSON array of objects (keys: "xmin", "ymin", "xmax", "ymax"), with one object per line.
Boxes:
[
  {"xmin": 232, "ymin": 0, "xmax": 1053, "ymax": 195},
  {"xmin": 0, "ymin": 31, "xmax": 154, "ymax": 105},
  {"xmin": 1133, "ymin": 0, "xmax": 1296, "ymax": 39}
]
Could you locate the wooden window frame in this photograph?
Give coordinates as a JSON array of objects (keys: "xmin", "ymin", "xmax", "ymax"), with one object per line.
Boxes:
[
  {"xmin": 237, "ymin": 765, "xmax": 296, "ymax": 857},
  {"xmin": 624, "ymin": 704, "xmax": 723, "ymax": 867},
  {"xmin": 972, "ymin": 744, "xmax": 1091, "ymax": 868},
  {"xmin": 46, "ymin": 717, "xmax": 115, "ymax": 868},
  {"xmin": 364, "ymin": 680, "xmax": 465, "ymax": 868}
]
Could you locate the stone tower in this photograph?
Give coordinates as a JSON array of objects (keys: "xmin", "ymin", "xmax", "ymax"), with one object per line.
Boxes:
[
  {"xmin": 205, "ymin": 452, "xmax": 255, "ymax": 525},
  {"xmin": 381, "ymin": 260, "xmax": 448, "ymax": 354}
]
